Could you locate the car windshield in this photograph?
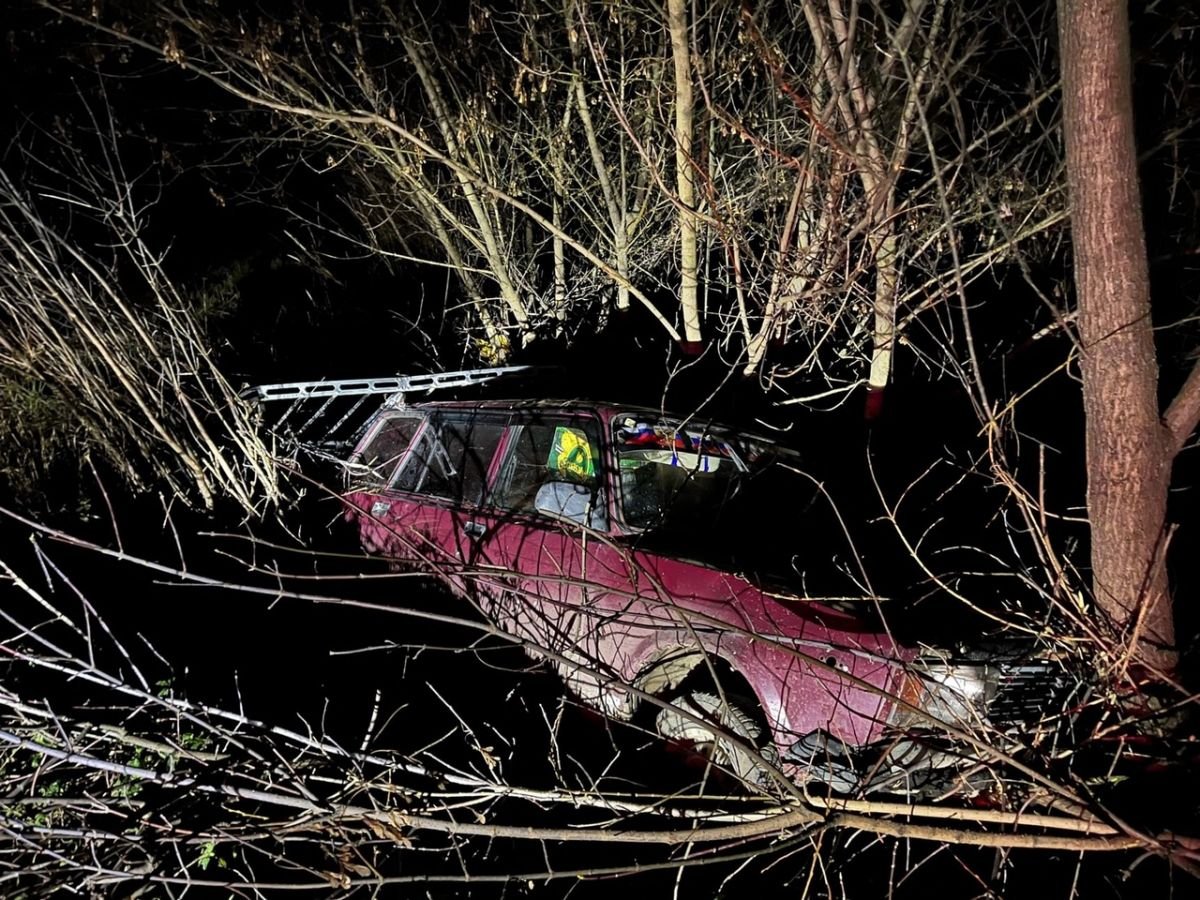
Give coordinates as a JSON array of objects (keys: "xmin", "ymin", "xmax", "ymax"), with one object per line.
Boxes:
[{"xmin": 613, "ymin": 415, "xmax": 840, "ymax": 592}]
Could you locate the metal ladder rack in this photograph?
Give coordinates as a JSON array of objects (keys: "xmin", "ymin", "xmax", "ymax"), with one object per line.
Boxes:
[{"xmin": 244, "ymin": 366, "xmax": 531, "ymax": 453}]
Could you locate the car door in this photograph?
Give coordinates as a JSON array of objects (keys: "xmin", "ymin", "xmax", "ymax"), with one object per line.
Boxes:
[
  {"xmin": 353, "ymin": 409, "xmax": 508, "ymax": 595},
  {"xmin": 409, "ymin": 410, "xmax": 511, "ymax": 592},
  {"xmin": 344, "ymin": 410, "xmax": 428, "ymax": 557},
  {"xmin": 474, "ymin": 412, "xmax": 649, "ymax": 708}
]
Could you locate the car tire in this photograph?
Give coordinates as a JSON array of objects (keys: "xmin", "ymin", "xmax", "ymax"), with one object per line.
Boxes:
[{"xmin": 655, "ymin": 691, "xmax": 777, "ymax": 787}]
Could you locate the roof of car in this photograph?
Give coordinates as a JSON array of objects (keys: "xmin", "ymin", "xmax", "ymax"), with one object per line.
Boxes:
[
  {"xmin": 409, "ymin": 397, "xmax": 637, "ymax": 416},
  {"xmin": 401, "ymin": 398, "xmax": 796, "ymax": 451}
]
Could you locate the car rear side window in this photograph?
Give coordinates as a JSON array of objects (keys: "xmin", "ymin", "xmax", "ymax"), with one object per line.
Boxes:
[
  {"xmin": 493, "ymin": 417, "xmax": 606, "ymax": 527},
  {"xmin": 392, "ymin": 414, "xmax": 505, "ymax": 505},
  {"xmin": 614, "ymin": 418, "xmax": 744, "ymax": 529},
  {"xmin": 352, "ymin": 413, "xmax": 425, "ymax": 488}
]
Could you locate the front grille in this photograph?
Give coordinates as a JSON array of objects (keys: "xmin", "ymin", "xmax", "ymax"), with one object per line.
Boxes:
[{"xmin": 989, "ymin": 662, "xmax": 1073, "ymax": 727}]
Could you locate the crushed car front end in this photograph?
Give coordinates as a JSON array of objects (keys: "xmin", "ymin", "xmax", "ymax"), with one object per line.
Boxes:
[{"xmin": 782, "ymin": 644, "xmax": 1075, "ymax": 797}]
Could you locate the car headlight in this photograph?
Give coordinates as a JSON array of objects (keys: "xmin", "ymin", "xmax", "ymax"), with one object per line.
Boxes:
[{"xmin": 889, "ymin": 662, "xmax": 998, "ymax": 731}]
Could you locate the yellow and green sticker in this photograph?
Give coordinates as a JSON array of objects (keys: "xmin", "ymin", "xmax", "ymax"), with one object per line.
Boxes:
[{"xmin": 549, "ymin": 426, "xmax": 595, "ymax": 480}]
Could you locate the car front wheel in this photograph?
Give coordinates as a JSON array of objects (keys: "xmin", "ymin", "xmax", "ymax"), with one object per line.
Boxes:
[{"xmin": 655, "ymin": 691, "xmax": 778, "ymax": 788}]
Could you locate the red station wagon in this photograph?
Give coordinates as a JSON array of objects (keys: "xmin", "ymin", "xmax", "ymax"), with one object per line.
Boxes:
[{"xmin": 252, "ymin": 368, "xmax": 1064, "ymax": 795}]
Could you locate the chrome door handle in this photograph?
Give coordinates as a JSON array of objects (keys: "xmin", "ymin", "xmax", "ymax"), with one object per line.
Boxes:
[
  {"xmin": 370, "ymin": 500, "xmax": 391, "ymax": 517},
  {"xmin": 463, "ymin": 521, "xmax": 487, "ymax": 539}
]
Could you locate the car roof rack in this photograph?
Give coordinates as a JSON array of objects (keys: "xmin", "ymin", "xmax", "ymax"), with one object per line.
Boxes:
[{"xmin": 244, "ymin": 365, "xmax": 531, "ymax": 453}]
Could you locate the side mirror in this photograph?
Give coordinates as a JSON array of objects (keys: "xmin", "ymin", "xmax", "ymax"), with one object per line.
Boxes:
[{"xmin": 534, "ymin": 481, "xmax": 600, "ymax": 527}]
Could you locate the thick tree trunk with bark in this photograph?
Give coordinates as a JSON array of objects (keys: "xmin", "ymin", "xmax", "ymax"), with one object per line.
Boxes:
[{"xmin": 1059, "ymin": 0, "xmax": 1176, "ymax": 668}]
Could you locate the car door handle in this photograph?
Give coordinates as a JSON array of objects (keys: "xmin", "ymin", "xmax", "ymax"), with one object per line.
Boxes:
[
  {"xmin": 463, "ymin": 521, "xmax": 487, "ymax": 539},
  {"xmin": 370, "ymin": 500, "xmax": 391, "ymax": 517}
]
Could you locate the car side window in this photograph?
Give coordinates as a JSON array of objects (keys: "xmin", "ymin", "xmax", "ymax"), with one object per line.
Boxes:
[
  {"xmin": 493, "ymin": 418, "xmax": 606, "ymax": 529},
  {"xmin": 613, "ymin": 419, "xmax": 742, "ymax": 529},
  {"xmin": 351, "ymin": 413, "xmax": 425, "ymax": 488},
  {"xmin": 392, "ymin": 414, "xmax": 506, "ymax": 505}
]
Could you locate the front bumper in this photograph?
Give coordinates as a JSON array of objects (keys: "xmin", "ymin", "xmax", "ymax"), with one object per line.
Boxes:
[{"xmin": 786, "ymin": 652, "xmax": 1072, "ymax": 796}]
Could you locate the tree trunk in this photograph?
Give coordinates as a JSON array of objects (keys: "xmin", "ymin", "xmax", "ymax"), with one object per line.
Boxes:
[
  {"xmin": 1058, "ymin": 0, "xmax": 1175, "ymax": 669},
  {"xmin": 402, "ymin": 35, "xmax": 528, "ymax": 334},
  {"xmin": 667, "ymin": 0, "xmax": 701, "ymax": 349}
]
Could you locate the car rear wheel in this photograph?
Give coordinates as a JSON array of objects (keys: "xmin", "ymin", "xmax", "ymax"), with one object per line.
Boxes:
[{"xmin": 655, "ymin": 691, "xmax": 777, "ymax": 787}]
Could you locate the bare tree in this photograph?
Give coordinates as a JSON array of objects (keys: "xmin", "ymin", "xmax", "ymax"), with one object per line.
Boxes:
[
  {"xmin": 667, "ymin": 0, "xmax": 701, "ymax": 349},
  {"xmin": 39, "ymin": 1, "xmax": 1064, "ymax": 390},
  {"xmin": 0, "ymin": 101, "xmax": 278, "ymax": 513},
  {"xmin": 1058, "ymin": 0, "xmax": 1200, "ymax": 670}
]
